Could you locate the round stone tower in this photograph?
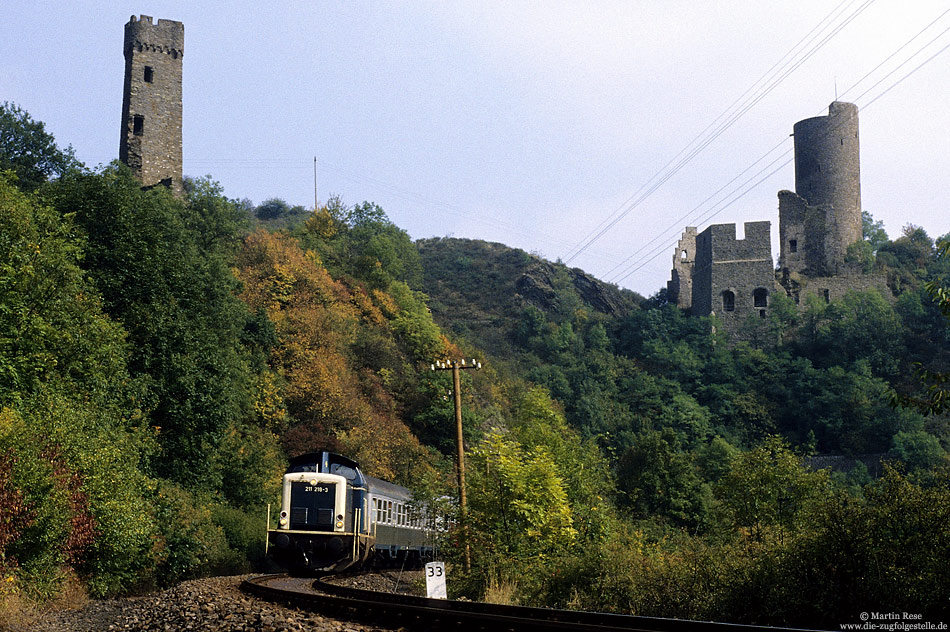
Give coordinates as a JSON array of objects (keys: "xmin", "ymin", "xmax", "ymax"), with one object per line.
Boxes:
[
  {"xmin": 792, "ymin": 101, "xmax": 862, "ymax": 258},
  {"xmin": 119, "ymin": 15, "xmax": 183, "ymax": 195}
]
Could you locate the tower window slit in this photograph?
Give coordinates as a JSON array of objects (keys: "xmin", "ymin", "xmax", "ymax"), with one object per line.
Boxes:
[
  {"xmin": 133, "ymin": 115, "xmax": 144, "ymax": 136},
  {"xmin": 144, "ymin": 66, "xmax": 154, "ymax": 83}
]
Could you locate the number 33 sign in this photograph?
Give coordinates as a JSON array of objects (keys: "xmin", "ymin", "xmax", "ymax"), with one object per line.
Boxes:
[{"xmin": 425, "ymin": 561, "xmax": 447, "ymax": 599}]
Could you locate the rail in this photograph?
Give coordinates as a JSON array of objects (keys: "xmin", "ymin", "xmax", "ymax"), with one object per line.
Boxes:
[{"xmin": 241, "ymin": 573, "xmax": 826, "ymax": 632}]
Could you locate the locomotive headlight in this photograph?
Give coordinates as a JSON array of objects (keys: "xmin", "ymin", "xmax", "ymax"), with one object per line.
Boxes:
[
  {"xmin": 309, "ymin": 479, "xmax": 317, "ymax": 486},
  {"xmin": 279, "ymin": 517, "xmax": 288, "ymax": 526},
  {"xmin": 280, "ymin": 511, "xmax": 287, "ymax": 518},
  {"xmin": 335, "ymin": 520, "xmax": 343, "ymax": 529}
]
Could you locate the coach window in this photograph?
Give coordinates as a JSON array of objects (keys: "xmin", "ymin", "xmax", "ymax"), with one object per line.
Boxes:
[{"xmin": 722, "ymin": 290, "xmax": 735, "ymax": 312}]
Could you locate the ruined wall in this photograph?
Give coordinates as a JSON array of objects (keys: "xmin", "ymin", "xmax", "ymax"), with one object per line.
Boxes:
[
  {"xmin": 691, "ymin": 222, "xmax": 775, "ymax": 334},
  {"xmin": 668, "ymin": 227, "xmax": 697, "ymax": 309},
  {"xmin": 119, "ymin": 15, "xmax": 183, "ymax": 195},
  {"xmin": 786, "ymin": 270, "xmax": 891, "ymax": 306}
]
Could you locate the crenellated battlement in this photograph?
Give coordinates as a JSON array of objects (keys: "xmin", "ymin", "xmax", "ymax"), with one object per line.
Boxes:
[{"xmin": 124, "ymin": 15, "xmax": 183, "ymax": 58}]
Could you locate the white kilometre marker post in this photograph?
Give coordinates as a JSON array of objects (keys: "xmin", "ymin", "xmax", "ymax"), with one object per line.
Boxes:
[{"xmin": 425, "ymin": 561, "xmax": 447, "ymax": 599}]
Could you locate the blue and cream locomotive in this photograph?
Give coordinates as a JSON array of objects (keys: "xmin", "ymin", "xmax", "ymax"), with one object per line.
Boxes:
[{"xmin": 267, "ymin": 451, "xmax": 436, "ymax": 571}]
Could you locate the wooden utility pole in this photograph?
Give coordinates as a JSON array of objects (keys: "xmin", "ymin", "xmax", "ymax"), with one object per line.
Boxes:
[{"xmin": 431, "ymin": 358, "xmax": 481, "ymax": 571}]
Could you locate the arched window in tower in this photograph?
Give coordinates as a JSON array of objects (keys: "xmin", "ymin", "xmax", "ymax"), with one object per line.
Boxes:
[
  {"xmin": 722, "ymin": 290, "xmax": 735, "ymax": 312},
  {"xmin": 753, "ymin": 288, "xmax": 768, "ymax": 308}
]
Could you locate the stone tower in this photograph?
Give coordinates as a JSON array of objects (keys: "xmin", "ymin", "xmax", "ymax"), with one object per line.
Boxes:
[
  {"xmin": 119, "ymin": 15, "xmax": 183, "ymax": 195},
  {"xmin": 779, "ymin": 102, "xmax": 861, "ymax": 277}
]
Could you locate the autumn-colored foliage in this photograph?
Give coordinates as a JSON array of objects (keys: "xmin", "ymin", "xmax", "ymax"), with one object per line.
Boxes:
[{"xmin": 234, "ymin": 229, "xmax": 431, "ymax": 481}]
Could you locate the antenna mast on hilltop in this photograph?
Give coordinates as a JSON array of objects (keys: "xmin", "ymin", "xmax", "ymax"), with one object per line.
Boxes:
[{"xmin": 313, "ymin": 156, "xmax": 318, "ymax": 210}]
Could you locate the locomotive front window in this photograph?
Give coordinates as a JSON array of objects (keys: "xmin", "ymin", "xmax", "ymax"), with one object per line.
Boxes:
[{"xmin": 329, "ymin": 463, "xmax": 357, "ymax": 480}]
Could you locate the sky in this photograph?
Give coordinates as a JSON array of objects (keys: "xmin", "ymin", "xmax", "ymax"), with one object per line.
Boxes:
[{"xmin": 3, "ymin": 1, "xmax": 949, "ymax": 296}]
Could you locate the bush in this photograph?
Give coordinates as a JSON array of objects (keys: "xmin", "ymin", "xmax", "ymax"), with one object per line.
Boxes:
[
  {"xmin": 212, "ymin": 504, "xmax": 268, "ymax": 571},
  {"xmin": 151, "ymin": 484, "xmax": 229, "ymax": 586}
]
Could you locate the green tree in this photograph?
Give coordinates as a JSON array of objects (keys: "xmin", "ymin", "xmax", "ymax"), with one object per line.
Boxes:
[
  {"xmin": 0, "ymin": 102, "xmax": 79, "ymax": 192},
  {"xmin": 0, "ymin": 174, "xmax": 129, "ymax": 403},
  {"xmin": 892, "ymin": 430, "xmax": 946, "ymax": 473},
  {"xmin": 716, "ymin": 436, "xmax": 828, "ymax": 540},
  {"xmin": 45, "ymin": 166, "xmax": 254, "ymax": 489},
  {"xmin": 467, "ymin": 431, "xmax": 576, "ymax": 560},
  {"xmin": 800, "ymin": 290, "xmax": 903, "ymax": 377},
  {"xmin": 506, "ymin": 386, "xmax": 615, "ymax": 543},
  {"xmin": 896, "ymin": 238, "xmax": 950, "ymax": 415},
  {"xmin": 0, "ymin": 175, "xmax": 157, "ymax": 597},
  {"xmin": 617, "ymin": 428, "xmax": 709, "ymax": 528},
  {"xmin": 862, "ymin": 210, "xmax": 889, "ymax": 252}
]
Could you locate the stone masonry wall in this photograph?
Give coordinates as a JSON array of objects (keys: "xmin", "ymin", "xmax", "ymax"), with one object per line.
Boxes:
[
  {"xmin": 792, "ymin": 271, "xmax": 890, "ymax": 305},
  {"xmin": 668, "ymin": 227, "xmax": 697, "ymax": 309},
  {"xmin": 692, "ymin": 222, "xmax": 775, "ymax": 335}
]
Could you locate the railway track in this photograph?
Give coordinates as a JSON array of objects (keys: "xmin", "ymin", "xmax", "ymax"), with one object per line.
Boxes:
[{"xmin": 241, "ymin": 573, "xmax": 824, "ymax": 632}]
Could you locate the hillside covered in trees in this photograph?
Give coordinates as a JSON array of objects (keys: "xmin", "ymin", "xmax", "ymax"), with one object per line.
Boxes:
[{"xmin": 2, "ymin": 102, "xmax": 950, "ymax": 627}]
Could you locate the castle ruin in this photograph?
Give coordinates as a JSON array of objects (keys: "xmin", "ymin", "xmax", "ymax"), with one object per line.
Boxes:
[
  {"xmin": 668, "ymin": 102, "xmax": 888, "ymax": 336},
  {"xmin": 119, "ymin": 15, "xmax": 183, "ymax": 195}
]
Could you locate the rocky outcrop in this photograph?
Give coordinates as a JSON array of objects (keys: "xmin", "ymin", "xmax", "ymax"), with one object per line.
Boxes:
[{"xmin": 516, "ymin": 260, "xmax": 636, "ymax": 316}]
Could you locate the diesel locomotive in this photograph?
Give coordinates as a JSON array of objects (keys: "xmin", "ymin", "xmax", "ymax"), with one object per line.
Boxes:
[{"xmin": 266, "ymin": 451, "xmax": 436, "ymax": 572}]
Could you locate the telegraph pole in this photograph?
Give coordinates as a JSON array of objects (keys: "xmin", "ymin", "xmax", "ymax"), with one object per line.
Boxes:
[{"xmin": 431, "ymin": 358, "xmax": 481, "ymax": 571}]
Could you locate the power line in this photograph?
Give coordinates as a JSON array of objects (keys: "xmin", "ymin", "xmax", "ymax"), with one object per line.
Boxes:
[
  {"xmin": 608, "ymin": 17, "xmax": 950, "ymax": 287},
  {"xmin": 559, "ymin": 0, "xmax": 857, "ymax": 264},
  {"xmin": 607, "ymin": 143, "xmax": 793, "ymax": 284},
  {"xmin": 560, "ymin": 0, "xmax": 876, "ymax": 265}
]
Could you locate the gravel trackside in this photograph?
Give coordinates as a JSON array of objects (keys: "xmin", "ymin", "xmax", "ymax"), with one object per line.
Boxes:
[{"xmin": 11, "ymin": 575, "xmax": 399, "ymax": 632}]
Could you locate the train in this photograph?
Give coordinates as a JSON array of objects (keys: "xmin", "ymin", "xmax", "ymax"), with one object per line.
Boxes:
[{"xmin": 266, "ymin": 451, "xmax": 438, "ymax": 572}]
